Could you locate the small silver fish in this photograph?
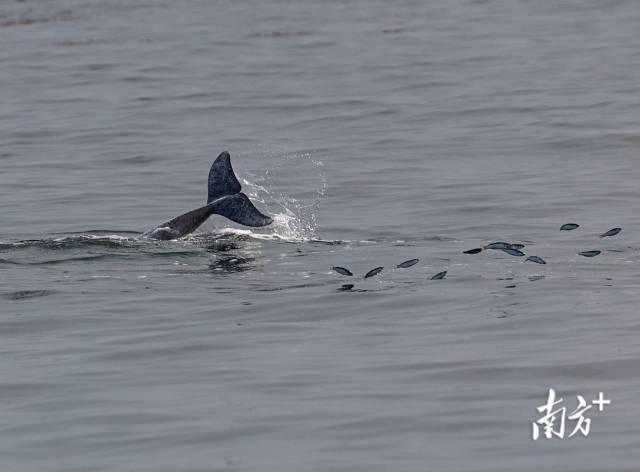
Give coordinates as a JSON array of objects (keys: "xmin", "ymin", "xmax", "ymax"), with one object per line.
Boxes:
[
  {"xmin": 501, "ymin": 248, "xmax": 525, "ymax": 257},
  {"xmin": 464, "ymin": 248, "xmax": 483, "ymax": 254},
  {"xmin": 485, "ymin": 242, "xmax": 512, "ymax": 250},
  {"xmin": 526, "ymin": 255, "xmax": 546, "ymax": 264},
  {"xmin": 364, "ymin": 267, "xmax": 384, "ymax": 278},
  {"xmin": 579, "ymin": 250, "xmax": 601, "ymax": 257},
  {"xmin": 337, "ymin": 284, "xmax": 354, "ymax": 291},
  {"xmin": 600, "ymin": 228, "xmax": 621, "ymax": 238},
  {"xmin": 397, "ymin": 258, "xmax": 419, "ymax": 268},
  {"xmin": 332, "ymin": 266, "xmax": 353, "ymax": 276},
  {"xmin": 561, "ymin": 223, "xmax": 580, "ymax": 231},
  {"xmin": 431, "ymin": 270, "xmax": 447, "ymax": 280}
]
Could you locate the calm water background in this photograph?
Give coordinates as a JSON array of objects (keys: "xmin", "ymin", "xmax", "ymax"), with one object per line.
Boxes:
[{"xmin": 2, "ymin": 0, "xmax": 640, "ymax": 470}]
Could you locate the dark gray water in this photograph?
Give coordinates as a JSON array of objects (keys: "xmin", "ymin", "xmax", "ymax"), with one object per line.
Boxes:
[{"xmin": 2, "ymin": 1, "xmax": 640, "ymax": 470}]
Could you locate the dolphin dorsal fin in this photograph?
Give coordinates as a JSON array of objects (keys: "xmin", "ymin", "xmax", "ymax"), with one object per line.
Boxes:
[{"xmin": 207, "ymin": 151, "xmax": 241, "ymax": 203}]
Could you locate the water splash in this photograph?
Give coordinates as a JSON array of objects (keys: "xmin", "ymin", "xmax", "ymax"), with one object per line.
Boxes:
[{"xmin": 237, "ymin": 150, "xmax": 327, "ymax": 241}]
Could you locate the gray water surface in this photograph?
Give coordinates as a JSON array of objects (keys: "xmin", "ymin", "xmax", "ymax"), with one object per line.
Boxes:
[{"xmin": 2, "ymin": 1, "xmax": 640, "ymax": 470}]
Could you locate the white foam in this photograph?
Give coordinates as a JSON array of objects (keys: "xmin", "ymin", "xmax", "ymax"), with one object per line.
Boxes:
[
  {"xmin": 56, "ymin": 234, "xmax": 133, "ymax": 242},
  {"xmin": 215, "ymin": 225, "xmax": 310, "ymax": 242}
]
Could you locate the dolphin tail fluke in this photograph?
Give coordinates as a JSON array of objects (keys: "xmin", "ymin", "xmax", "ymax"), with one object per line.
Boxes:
[
  {"xmin": 143, "ymin": 151, "xmax": 271, "ymax": 240},
  {"xmin": 213, "ymin": 193, "xmax": 273, "ymax": 227},
  {"xmin": 206, "ymin": 151, "xmax": 272, "ymax": 227}
]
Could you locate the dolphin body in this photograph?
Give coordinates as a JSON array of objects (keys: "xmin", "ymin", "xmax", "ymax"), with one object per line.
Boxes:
[{"xmin": 142, "ymin": 151, "xmax": 273, "ymax": 240}]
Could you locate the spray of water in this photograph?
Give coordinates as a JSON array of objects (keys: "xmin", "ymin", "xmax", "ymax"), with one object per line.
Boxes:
[{"xmin": 218, "ymin": 150, "xmax": 327, "ymax": 242}]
